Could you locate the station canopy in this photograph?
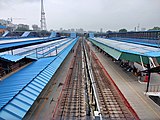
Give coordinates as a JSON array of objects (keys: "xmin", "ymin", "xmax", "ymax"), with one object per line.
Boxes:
[
  {"xmin": 0, "ymin": 54, "xmax": 26, "ymax": 62},
  {"xmin": 89, "ymin": 37, "xmax": 160, "ymax": 64}
]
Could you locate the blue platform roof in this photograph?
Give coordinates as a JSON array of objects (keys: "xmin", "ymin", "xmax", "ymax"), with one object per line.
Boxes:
[
  {"xmin": 0, "ymin": 37, "xmax": 63, "ymax": 52},
  {"xmin": 0, "ymin": 25, "xmax": 6, "ymax": 29},
  {"xmin": 0, "ymin": 37, "xmax": 78, "ymax": 119},
  {"xmin": 92, "ymin": 37, "xmax": 160, "ymax": 57},
  {"xmin": 109, "ymin": 37, "xmax": 159, "ymax": 47},
  {"xmin": 0, "ymin": 54, "xmax": 26, "ymax": 62},
  {"xmin": 89, "ymin": 37, "xmax": 160, "ymax": 64},
  {"xmin": 0, "ymin": 39, "xmax": 45, "ymax": 50}
]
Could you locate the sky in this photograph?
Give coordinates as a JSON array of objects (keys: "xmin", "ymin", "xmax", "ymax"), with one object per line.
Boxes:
[{"xmin": 0, "ymin": 0, "xmax": 160, "ymax": 31}]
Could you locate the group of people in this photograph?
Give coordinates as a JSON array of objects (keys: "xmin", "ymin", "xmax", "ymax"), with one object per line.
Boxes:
[
  {"xmin": 94, "ymin": 44, "xmax": 149, "ymax": 83},
  {"xmin": 119, "ymin": 60, "xmax": 149, "ymax": 82}
]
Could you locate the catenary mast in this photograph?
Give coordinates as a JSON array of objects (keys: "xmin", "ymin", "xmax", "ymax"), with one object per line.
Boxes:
[{"xmin": 40, "ymin": 0, "xmax": 47, "ymax": 30}]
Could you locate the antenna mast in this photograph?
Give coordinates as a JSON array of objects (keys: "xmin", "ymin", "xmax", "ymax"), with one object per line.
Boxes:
[{"xmin": 41, "ymin": 0, "xmax": 47, "ymax": 30}]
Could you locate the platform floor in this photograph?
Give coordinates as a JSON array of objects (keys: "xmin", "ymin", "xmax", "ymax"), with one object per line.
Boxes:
[{"xmin": 89, "ymin": 42, "xmax": 160, "ymax": 120}]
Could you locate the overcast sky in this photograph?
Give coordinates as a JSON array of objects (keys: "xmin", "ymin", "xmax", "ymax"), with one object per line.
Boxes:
[{"xmin": 0, "ymin": 0, "xmax": 160, "ymax": 31}]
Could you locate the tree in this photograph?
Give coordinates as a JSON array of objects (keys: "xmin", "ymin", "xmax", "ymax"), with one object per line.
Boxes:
[
  {"xmin": 14, "ymin": 27, "xmax": 29, "ymax": 32},
  {"xmin": 148, "ymin": 27, "xmax": 160, "ymax": 31},
  {"xmin": 106, "ymin": 30, "xmax": 112, "ymax": 33},
  {"xmin": 119, "ymin": 28, "xmax": 127, "ymax": 33}
]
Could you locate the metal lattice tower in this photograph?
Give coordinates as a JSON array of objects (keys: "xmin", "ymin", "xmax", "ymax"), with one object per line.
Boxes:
[{"xmin": 41, "ymin": 0, "xmax": 47, "ymax": 30}]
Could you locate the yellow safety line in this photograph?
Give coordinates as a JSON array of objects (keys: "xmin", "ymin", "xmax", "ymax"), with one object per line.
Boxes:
[{"xmin": 101, "ymin": 55, "xmax": 160, "ymax": 119}]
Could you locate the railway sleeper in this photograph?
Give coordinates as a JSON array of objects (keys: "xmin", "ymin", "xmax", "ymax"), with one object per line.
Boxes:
[
  {"xmin": 60, "ymin": 103, "xmax": 84, "ymax": 107},
  {"xmin": 60, "ymin": 104, "xmax": 83, "ymax": 109},
  {"xmin": 60, "ymin": 104, "xmax": 85, "ymax": 109},
  {"xmin": 58, "ymin": 109, "xmax": 86, "ymax": 117},
  {"xmin": 61, "ymin": 99, "xmax": 85, "ymax": 103}
]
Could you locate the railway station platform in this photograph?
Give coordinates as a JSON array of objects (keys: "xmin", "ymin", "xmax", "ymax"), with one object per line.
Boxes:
[{"xmin": 88, "ymin": 41, "xmax": 160, "ymax": 120}]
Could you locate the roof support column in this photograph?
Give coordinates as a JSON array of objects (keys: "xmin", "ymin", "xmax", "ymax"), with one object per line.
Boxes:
[
  {"xmin": 140, "ymin": 55, "xmax": 145, "ymax": 70},
  {"xmin": 146, "ymin": 63, "xmax": 151, "ymax": 92},
  {"xmin": 55, "ymin": 46, "xmax": 58, "ymax": 55},
  {"xmin": 11, "ymin": 50, "xmax": 13, "ymax": 55}
]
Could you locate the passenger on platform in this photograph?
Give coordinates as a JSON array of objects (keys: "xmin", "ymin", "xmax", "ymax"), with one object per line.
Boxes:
[
  {"xmin": 127, "ymin": 66, "xmax": 132, "ymax": 72},
  {"xmin": 133, "ymin": 67, "xmax": 137, "ymax": 76},
  {"xmin": 120, "ymin": 61, "xmax": 124, "ymax": 67},
  {"xmin": 144, "ymin": 74, "xmax": 149, "ymax": 82},
  {"xmin": 137, "ymin": 71, "xmax": 142, "ymax": 81}
]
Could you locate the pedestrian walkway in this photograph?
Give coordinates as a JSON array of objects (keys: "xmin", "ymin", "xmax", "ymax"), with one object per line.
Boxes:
[{"xmin": 88, "ymin": 41, "xmax": 160, "ymax": 120}]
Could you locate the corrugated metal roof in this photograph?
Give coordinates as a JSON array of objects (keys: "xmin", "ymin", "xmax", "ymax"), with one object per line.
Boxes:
[
  {"xmin": 21, "ymin": 32, "xmax": 31, "ymax": 37},
  {"xmin": 0, "ymin": 39, "xmax": 44, "ymax": 50},
  {"xmin": 0, "ymin": 37, "xmax": 78, "ymax": 119},
  {"xmin": 0, "ymin": 25, "xmax": 6, "ymax": 29},
  {"xmin": 92, "ymin": 37, "xmax": 160, "ymax": 57},
  {"xmin": 49, "ymin": 32, "xmax": 56, "ymax": 38},
  {"xmin": 0, "ymin": 38, "xmax": 74, "ymax": 61},
  {"xmin": 0, "ymin": 54, "xmax": 25, "ymax": 62},
  {"xmin": 91, "ymin": 40, "xmax": 122, "ymax": 60},
  {"xmin": 26, "ymin": 38, "xmax": 72, "ymax": 59},
  {"xmin": 0, "ymin": 37, "xmax": 63, "ymax": 52},
  {"xmin": 89, "ymin": 37, "xmax": 160, "ymax": 64},
  {"xmin": 109, "ymin": 37, "xmax": 159, "ymax": 47},
  {"xmin": 0, "ymin": 37, "xmax": 44, "ymax": 45},
  {"xmin": 2, "ymin": 31, "xmax": 9, "ymax": 37}
]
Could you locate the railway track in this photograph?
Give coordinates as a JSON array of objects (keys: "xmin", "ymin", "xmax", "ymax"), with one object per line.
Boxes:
[
  {"xmin": 53, "ymin": 40, "xmax": 86, "ymax": 120},
  {"xmin": 91, "ymin": 54, "xmax": 135, "ymax": 119},
  {"xmin": 85, "ymin": 39, "xmax": 138, "ymax": 120},
  {"xmin": 53, "ymin": 38, "xmax": 138, "ymax": 120}
]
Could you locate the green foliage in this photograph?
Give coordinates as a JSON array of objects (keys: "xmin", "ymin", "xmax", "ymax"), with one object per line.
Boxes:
[
  {"xmin": 119, "ymin": 28, "xmax": 127, "ymax": 33},
  {"xmin": 14, "ymin": 27, "xmax": 29, "ymax": 32},
  {"xmin": 148, "ymin": 27, "xmax": 160, "ymax": 31},
  {"xmin": 41, "ymin": 30, "xmax": 48, "ymax": 33},
  {"xmin": 106, "ymin": 30, "xmax": 112, "ymax": 33}
]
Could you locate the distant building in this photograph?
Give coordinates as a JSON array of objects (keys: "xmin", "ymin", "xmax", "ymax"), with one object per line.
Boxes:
[
  {"xmin": 76, "ymin": 28, "xmax": 84, "ymax": 33},
  {"xmin": 17, "ymin": 24, "xmax": 29, "ymax": 31},
  {"xmin": 0, "ymin": 19, "xmax": 16, "ymax": 31},
  {"xmin": 71, "ymin": 28, "xmax": 75, "ymax": 32},
  {"xmin": 67, "ymin": 29, "xmax": 71, "ymax": 32},
  {"xmin": 0, "ymin": 19, "xmax": 10, "ymax": 26},
  {"xmin": 32, "ymin": 24, "xmax": 40, "ymax": 31},
  {"xmin": 59, "ymin": 28, "xmax": 63, "ymax": 32},
  {"xmin": 100, "ymin": 28, "xmax": 103, "ymax": 33},
  {"xmin": 88, "ymin": 31, "xmax": 96, "ymax": 33}
]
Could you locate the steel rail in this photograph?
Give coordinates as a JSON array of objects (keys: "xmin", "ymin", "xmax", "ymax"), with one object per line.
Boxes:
[{"xmin": 83, "ymin": 40, "xmax": 103, "ymax": 120}]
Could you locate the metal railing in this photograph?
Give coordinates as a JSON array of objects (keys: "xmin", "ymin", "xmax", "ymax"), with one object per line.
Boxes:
[{"xmin": 149, "ymin": 84, "xmax": 160, "ymax": 92}]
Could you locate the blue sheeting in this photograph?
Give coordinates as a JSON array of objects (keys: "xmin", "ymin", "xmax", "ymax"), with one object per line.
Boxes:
[
  {"xmin": 0, "ymin": 37, "xmax": 64, "ymax": 50},
  {"xmin": 27, "ymin": 38, "xmax": 72, "ymax": 59},
  {"xmin": 21, "ymin": 32, "xmax": 31, "ymax": 37},
  {"xmin": 0, "ymin": 54, "xmax": 25, "ymax": 62},
  {"xmin": 0, "ymin": 39, "xmax": 44, "ymax": 50},
  {"xmin": 109, "ymin": 37, "xmax": 159, "ymax": 47},
  {"xmin": 91, "ymin": 37, "xmax": 160, "ymax": 57},
  {"xmin": 0, "ymin": 37, "xmax": 78, "ymax": 120},
  {"xmin": 0, "ymin": 25, "xmax": 6, "ymax": 29}
]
